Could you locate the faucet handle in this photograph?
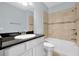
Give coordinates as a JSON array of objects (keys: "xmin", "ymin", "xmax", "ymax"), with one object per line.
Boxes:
[{"xmin": 21, "ymin": 32, "xmax": 26, "ymax": 35}]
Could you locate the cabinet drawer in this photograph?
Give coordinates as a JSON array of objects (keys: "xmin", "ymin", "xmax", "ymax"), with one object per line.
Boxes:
[
  {"xmin": 26, "ymin": 37, "xmax": 44, "ymax": 50},
  {"xmin": 0, "ymin": 50, "xmax": 4, "ymax": 56},
  {"xmin": 4, "ymin": 43, "xmax": 26, "ymax": 56}
]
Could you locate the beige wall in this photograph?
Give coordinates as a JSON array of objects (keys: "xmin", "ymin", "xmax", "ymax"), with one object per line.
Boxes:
[
  {"xmin": 48, "ymin": 7, "xmax": 76, "ymax": 41},
  {"xmin": 28, "ymin": 16, "xmax": 33, "ymax": 31},
  {"xmin": 48, "ymin": 23, "xmax": 75, "ymax": 40},
  {"xmin": 48, "ymin": 8, "xmax": 76, "ymax": 24},
  {"xmin": 75, "ymin": 3, "xmax": 79, "ymax": 45},
  {"xmin": 76, "ymin": 20, "xmax": 79, "ymax": 45},
  {"xmin": 43, "ymin": 11, "xmax": 48, "ymax": 38}
]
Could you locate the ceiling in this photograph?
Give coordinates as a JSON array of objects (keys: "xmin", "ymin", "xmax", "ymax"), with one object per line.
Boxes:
[
  {"xmin": 7, "ymin": 2, "xmax": 64, "ymax": 11},
  {"xmin": 7, "ymin": 2, "xmax": 34, "ymax": 11},
  {"xmin": 43, "ymin": 2, "xmax": 63, "ymax": 8}
]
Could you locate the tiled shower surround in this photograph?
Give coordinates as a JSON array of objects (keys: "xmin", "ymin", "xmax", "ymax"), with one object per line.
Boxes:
[
  {"xmin": 48, "ymin": 8, "xmax": 76, "ymax": 41},
  {"xmin": 29, "ymin": 3, "xmax": 79, "ymax": 46},
  {"xmin": 43, "ymin": 3, "xmax": 79, "ymax": 46}
]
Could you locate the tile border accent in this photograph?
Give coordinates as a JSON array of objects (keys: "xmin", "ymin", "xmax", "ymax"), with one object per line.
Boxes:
[{"xmin": 48, "ymin": 21, "xmax": 75, "ymax": 25}]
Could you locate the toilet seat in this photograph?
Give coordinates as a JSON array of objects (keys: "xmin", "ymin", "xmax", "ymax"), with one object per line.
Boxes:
[
  {"xmin": 44, "ymin": 42, "xmax": 54, "ymax": 48},
  {"xmin": 44, "ymin": 42, "xmax": 55, "ymax": 56}
]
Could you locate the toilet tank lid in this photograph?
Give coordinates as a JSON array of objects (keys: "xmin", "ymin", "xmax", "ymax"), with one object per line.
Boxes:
[{"xmin": 44, "ymin": 42, "xmax": 54, "ymax": 47}]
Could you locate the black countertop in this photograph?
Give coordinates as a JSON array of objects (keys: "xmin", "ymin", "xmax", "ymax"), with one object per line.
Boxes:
[{"xmin": 0, "ymin": 31, "xmax": 44, "ymax": 50}]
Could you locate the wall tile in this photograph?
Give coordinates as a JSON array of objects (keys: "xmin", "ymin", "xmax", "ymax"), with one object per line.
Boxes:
[
  {"xmin": 43, "ymin": 11, "xmax": 48, "ymax": 38},
  {"xmin": 28, "ymin": 16, "xmax": 33, "ymax": 31},
  {"xmin": 48, "ymin": 7, "xmax": 76, "ymax": 24}
]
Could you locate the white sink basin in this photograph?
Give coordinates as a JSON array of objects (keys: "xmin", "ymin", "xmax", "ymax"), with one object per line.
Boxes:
[{"xmin": 14, "ymin": 34, "xmax": 36, "ymax": 39}]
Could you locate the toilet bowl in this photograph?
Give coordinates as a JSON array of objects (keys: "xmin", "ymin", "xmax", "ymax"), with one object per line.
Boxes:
[{"xmin": 44, "ymin": 42, "xmax": 54, "ymax": 56}]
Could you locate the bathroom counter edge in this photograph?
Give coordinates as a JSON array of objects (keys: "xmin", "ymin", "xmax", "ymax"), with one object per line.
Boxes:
[{"xmin": 0, "ymin": 34, "xmax": 44, "ymax": 50}]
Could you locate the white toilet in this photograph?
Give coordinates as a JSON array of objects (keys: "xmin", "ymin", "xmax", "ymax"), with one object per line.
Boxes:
[{"xmin": 44, "ymin": 42, "xmax": 54, "ymax": 56}]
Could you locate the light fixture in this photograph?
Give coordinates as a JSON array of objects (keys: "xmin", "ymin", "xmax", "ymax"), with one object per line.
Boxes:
[{"xmin": 17, "ymin": 2, "xmax": 33, "ymax": 6}]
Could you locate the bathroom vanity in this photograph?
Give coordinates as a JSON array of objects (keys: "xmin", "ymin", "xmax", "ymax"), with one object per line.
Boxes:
[
  {"xmin": 0, "ymin": 2, "xmax": 45, "ymax": 56},
  {"xmin": 0, "ymin": 32, "xmax": 45, "ymax": 56}
]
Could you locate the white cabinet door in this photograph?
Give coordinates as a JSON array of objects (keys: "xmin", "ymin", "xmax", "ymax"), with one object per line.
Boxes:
[
  {"xmin": 4, "ymin": 43, "xmax": 26, "ymax": 56},
  {"xmin": 0, "ymin": 50, "xmax": 4, "ymax": 56},
  {"xmin": 22, "ymin": 49, "xmax": 33, "ymax": 56},
  {"xmin": 26, "ymin": 37, "xmax": 45, "ymax": 56},
  {"xmin": 26, "ymin": 37, "xmax": 44, "ymax": 50},
  {"xmin": 33, "ymin": 43, "xmax": 45, "ymax": 56},
  {"xmin": 3, "ymin": 37, "xmax": 44, "ymax": 56}
]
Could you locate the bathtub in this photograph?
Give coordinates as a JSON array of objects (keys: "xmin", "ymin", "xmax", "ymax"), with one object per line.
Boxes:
[{"xmin": 45, "ymin": 38, "xmax": 79, "ymax": 56}]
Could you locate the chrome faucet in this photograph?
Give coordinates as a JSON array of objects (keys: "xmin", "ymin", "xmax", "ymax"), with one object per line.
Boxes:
[{"xmin": 20, "ymin": 31, "xmax": 26, "ymax": 35}]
